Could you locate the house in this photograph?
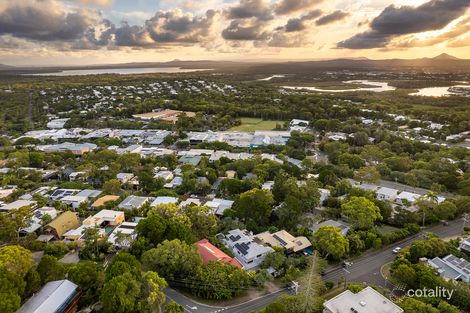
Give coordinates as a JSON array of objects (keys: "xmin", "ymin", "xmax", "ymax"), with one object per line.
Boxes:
[
  {"xmin": 44, "ymin": 211, "xmax": 81, "ymax": 239},
  {"xmin": 69, "ymin": 171, "xmax": 87, "ymax": 182},
  {"xmin": 0, "ymin": 199, "xmax": 37, "ymax": 212},
  {"xmin": 154, "ymin": 170, "xmax": 174, "ymax": 182},
  {"xmin": 17, "ymin": 279, "xmax": 80, "ymax": 313},
  {"xmin": 150, "ymin": 196, "xmax": 179, "ymax": 207},
  {"xmin": 46, "ymin": 118, "xmax": 70, "ymax": 129},
  {"xmin": 204, "ymin": 198, "xmax": 234, "ymax": 216},
  {"xmin": 459, "ymin": 238, "xmax": 470, "ymax": 255},
  {"xmin": 179, "ymin": 155, "xmax": 202, "ymax": 166},
  {"xmin": 108, "ymin": 222, "xmax": 139, "ymax": 248},
  {"xmin": 179, "ymin": 198, "xmax": 202, "ymax": 207},
  {"xmin": 196, "ymin": 239, "xmax": 242, "ymax": 268},
  {"xmin": 254, "ymin": 230, "xmax": 312, "ymax": 254},
  {"xmin": 0, "ymin": 185, "xmax": 17, "ymax": 199},
  {"xmin": 310, "ymin": 220, "xmax": 351, "ymax": 237},
  {"xmin": 376, "ymin": 187, "xmax": 399, "ymax": 201},
  {"xmin": 20, "ymin": 207, "xmax": 58, "ymax": 235},
  {"xmin": 38, "ymin": 142, "xmax": 97, "ymax": 155},
  {"xmin": 91, "ymin": 195, "xmax": 120, "ymax": 209},
  {"xmin": 49, "ymin": 189, "xmax": 80, "ymax": 201},
  {"xmin": 223, "ymin": 229, "xmax": 274, "ymax": 270},
  {"xmin": 395, "ymin": 191, "xmax": 421, "ymax": 206},
  {"xmin": 82, "ymin": 209, "xmax": 125, "ymax": 227},
  {"xmin": 60, "ymin": 195, "xmax": 88, "ymax": 210},
  {"xmin": 164, "ymin": 176, "xmax": 183, "ymax": 189},
  {"xmin": 318, "ymin": 188, "xmax": 331, "ymax": 207},
  {"xmin": 427, "ymin": 254, "xmax": 470, "ymax": 282},
  {"xmin": 116, "ymin": 173, "xmax": 135, "ymax": 184},
  {"xmin": 261, "ymin": 181, "xmax": 274, "ymax": 190},
  {"xmin": 118, "ymin": 195, "xmax": 150, "ymax": 211},
  {"xmin": 64, "ymin": 210, "xmax": 124, "ymax": 242},
  {"xmin": 323, "ymin": 286, "xmax": 403, "ymax": 313}
]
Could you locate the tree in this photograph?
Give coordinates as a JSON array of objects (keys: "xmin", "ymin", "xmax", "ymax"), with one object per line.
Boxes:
[
  {"xmin": 265, "ymin": 302, "xmax": 287, "ymax": 313},
  {"xmin": 400, "ymin": 298, "xmax": 439, "ymax": 313},
  {"xmin": 137, "ymin": 214, "xmax": 167, "ymax": 244},
  {"xmin": 0, "ymin": 270, "xmax": 25, "ymax": 313},
  {"xmin": 36, "ymin": 255, "xmax": 65, "ymax": 284},
  {"xmin": 296, "ymin": 255, "xmax": 323, "ymax": 313},
  {"xmin": 355, "ymin": 166, "xmax": 381, "ymax": 183},
  {"xmin": 102, "ymin": 179, "xmax": 122, "ymax": 195},
  {"xmin": 234, "ymin": 188, "xmax": 274, "ymax": 226},
  {"xmin": 262, "ymin": 251, "xmax": 287, "ymax": 271},
  {"xmin": 68, "ymin": 261, "xmax": 104, "ymax": 306},
  {"xmin": 23, "ymin": 268, "xmax": 41, "ymax": 298},
  {"xmin": 140, "ymin": 271, "xmax": 167, "ymax": 313},
  {"xmin": 0, "ymin": 207, "xmax": 33, "ymax": 244},
  {"xmin": 164, "ymin": 301, "xmax": 184, "ymax": 313},
  {"xmin": 342, "ymin": 196, "xmax": 382, "ymax": 230},
  {"xmin": 141, "ymin": 239, "xmax": 202, "ymax": 280},
  {"xmin": 0, "ymin": 245, "xmax": 33, "ymax": 277},
  {"xmin": 101, "ymin": 273, "xmax": 141, "ymax": 313},
  {"xmin": 192, "ymin": 261, "xmax": 251, "ymax": 300},
  {"xmin": 181, "ymin": 205, "xmax": 218, "ymax": 239},
  {"xmin": 312, "ymin": 226, "xmax": 349, "ymax": 260}
]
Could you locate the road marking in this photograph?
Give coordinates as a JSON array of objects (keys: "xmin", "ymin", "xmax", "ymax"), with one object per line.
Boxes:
[{"xmin": 186, "ymin": 305, "xmax": 198, "ymax": 310}]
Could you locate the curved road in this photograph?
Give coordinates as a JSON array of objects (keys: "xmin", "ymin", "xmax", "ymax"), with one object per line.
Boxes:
[
  {"xmin": 322, "ymin": 218, "xmax": 464, "ymax": 287},
  {"xmin": 165, "ymin": 288, "xmax": 290, "ymax": 313},
  {"xmin": 164, "ymin": 218, "xmax": 464, "ymax": 312}
]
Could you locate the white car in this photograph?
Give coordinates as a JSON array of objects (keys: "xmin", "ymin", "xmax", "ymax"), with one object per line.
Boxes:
[{"xmin": 392, "ymin": 247, "xmax": 402, "ymax": 254}]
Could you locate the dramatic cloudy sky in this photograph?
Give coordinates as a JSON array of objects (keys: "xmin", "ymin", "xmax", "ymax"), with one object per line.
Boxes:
[{"xmin": 1, "ymin": 0, "xmax": 469, "ymax": 65}]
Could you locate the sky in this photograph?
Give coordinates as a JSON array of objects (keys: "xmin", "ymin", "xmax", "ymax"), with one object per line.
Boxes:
[{"xmin": 0, "ymin": 0, "xmax": 469, "ymax": 66}]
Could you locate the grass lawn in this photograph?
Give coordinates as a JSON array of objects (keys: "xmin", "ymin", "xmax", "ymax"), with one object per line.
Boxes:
[
  {"xmin": 376, "ymin": 225, "xmax": 401, "ymax": 235},
  {"xmin": 229, "ymin": 117, "xmax": 286, "ymax": 132}
]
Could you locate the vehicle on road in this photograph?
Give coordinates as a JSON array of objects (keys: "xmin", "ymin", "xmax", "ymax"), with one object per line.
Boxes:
[
  {"xmin": 342, "ymin": 261, "xmax": 353, "ymax": 267},
  {"xmin": 392, "ymin": 247, "xmax": 401, "ymax": 254}
]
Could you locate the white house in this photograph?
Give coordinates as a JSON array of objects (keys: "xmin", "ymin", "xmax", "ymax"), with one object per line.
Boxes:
[
  {"xmin": 323, "ymin": 286, "xmax": 403, "ymax": 313},
  {"xmin": 204, "ymin": 198, "xmax": 234, "ymax": 215},
  {"xmin": 151, "ymin": 196, "xmax": 179, "ymax": 207},
  {"xmin": 428, "ymin": 254, "xmax": 470, "ymax": 283},
  {"xmin": 223, "ymin": 229, "xmax": 274, "ymax": 270},
  {"xmin": 376, "ymin": 187, "xmax": 399, "ymax": 201},
  {"xmin": 108, "ymin": 222, "xmax": 139, "ymax": 248}
]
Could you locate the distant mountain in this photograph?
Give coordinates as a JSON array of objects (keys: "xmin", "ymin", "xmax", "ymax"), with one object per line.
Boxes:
[
  {"xmin": 432, "ymin": 53, "xmax": 460, "ymax": 61},
  {"xmin": 0, "ymin": 64, "xmax": 14, "ymax": 69},
  {"xmin": 2, "ymin": 54, "xmax": 469, "ymax": 75}
]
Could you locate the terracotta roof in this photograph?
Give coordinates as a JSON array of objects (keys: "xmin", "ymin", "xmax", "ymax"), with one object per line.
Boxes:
[{"xmin": 196, "ymin": 239, "xmax": 242, "ymax": 268}]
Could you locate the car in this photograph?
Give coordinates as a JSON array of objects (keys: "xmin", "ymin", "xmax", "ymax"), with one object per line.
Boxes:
[
  {"xmin": 342, "ymin": 261, "xmax": 353, "ymax": 268},
  {"xmin": 392, "ymin": 247, "xmax": 402, "ymax": 254}
]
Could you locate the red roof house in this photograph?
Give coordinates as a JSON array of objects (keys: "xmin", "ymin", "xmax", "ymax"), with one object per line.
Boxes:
[{"xmin": 196, "ymin": 239, "xmax": 243, "ymax": 268}]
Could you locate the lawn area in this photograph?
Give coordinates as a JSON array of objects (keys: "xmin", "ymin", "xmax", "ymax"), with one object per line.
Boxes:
[
  {"xmin": 376, "ymin": 225, "xmax": 401, "ymax": 235},
  {"xmin": 229, "ymin": 117, "xmax": 286, "ymax": 132}
]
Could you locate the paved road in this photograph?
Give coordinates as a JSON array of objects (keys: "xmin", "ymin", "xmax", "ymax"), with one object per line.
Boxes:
[
  {"xmin": 165, "ymin": 288, "xmax": 290, "ymax": 313},
  {"xmin": 165, "ymin": 219, "xmax": 463, "ymax": 312},
  {"xmin": 322, "ymin": 218, "xmax": 464, "ymax": 288}
]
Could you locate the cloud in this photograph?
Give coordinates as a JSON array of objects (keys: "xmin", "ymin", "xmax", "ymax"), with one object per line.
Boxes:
[
  {"xmin": 225, "ymin": 0, "xmax": 273, "ymax": 21},
  {"xmin": 221, "ymin": 19, "xmax": 268, "ymax": 40},
  {"xmin": 315, "ymin": 10, "xmax": 349, "ymax": 26},
  {"xmin": 283, "ymin": 10, "xmax": 322, "ymax": 32},
  {"xmin": 79, "ymin": 0, "xmax": 112, "ymax": 6},
  {"xmin": 274, "ymin": 0, "xmax": 323, "ymax": 15},
  {"xmin": 337, "ymin": 0, "xmax": 470, "ymax": 49},
  {"xmin": 392, "ymin": 16, "xmax": 470, "ymax": 48},
  {"xmin": 0, "ymin": 0, "xmax": 100, "ymax": 42}
]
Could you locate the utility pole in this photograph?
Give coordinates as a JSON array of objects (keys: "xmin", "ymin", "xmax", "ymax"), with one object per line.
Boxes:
[{"xmin": 302, "ymin": 253, "xmax": 319, "ymax": 313}]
